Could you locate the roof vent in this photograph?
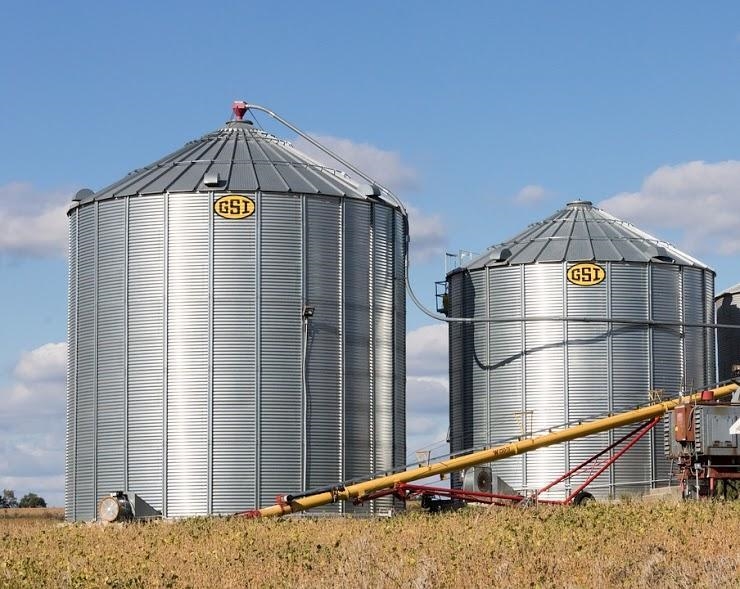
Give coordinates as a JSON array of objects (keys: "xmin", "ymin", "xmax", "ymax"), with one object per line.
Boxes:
[
  {"xmin": 203, "ymin": 172, "xmax": 223, "ymax": 187},
  {"xmin": 74, "ymin": 188, "xmax": 94, "ymax": 202},
  {"xmin": 359, "ymin": 183, "xmax": 381, "ymax": 197},
  {"xmin": 566, "ymin": 199, "xmax": 593, "ymax": 208},
  {"xmin": 649, "ymin": 245, "xmax": 674, "ymax": 264},
  {"xmin": 488, "ymin": 247, "xmax": 512, "ymax": 263},
  {"xmin": 232, "ymin": 100, "xmax": 248, "ymax": 121}
]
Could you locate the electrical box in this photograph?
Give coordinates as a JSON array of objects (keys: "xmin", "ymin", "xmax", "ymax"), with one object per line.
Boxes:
[
  {"xmin": 694, "ymin": 406, "xmax": 740, "ymax": 456},
  {"xmin": 666, "ymin": 404, "xmax": 740, "ymax": 458},
  {"xmin": 673, "ymin": 405, "xmax": 694, "ymax": 442}
]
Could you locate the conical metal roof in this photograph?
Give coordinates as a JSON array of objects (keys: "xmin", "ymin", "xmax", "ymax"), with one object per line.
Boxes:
[
  {"xmin": 79, "ymin": 119, "xmax": 378, "ymax": 204},
  {"xmin": 464, "ymin": 199, "xmax": 711, "ymax": 271},
  {"xmin": 716, "ymin": 282, "xmax": 740, "ymax": 298}
]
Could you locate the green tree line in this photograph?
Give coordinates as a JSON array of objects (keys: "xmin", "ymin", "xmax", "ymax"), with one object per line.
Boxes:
[{"xmin": 1, "ymin": 489, "xmax": 46, "ymax": 508}]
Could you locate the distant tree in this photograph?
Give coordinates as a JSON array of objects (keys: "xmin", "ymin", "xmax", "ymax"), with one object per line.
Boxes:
[
  {"xmin": 1, "ymin": 489, "xmax": 18, "ymax": 508},
  {"xmin": 18, "ymin": 493, "xmax": 46, "ymax": 508}
]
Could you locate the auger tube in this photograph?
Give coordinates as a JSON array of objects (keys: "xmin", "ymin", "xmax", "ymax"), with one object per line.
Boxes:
[{"xmin": 248, "ymin": 382, "xmax": 738, "ymax": 518}]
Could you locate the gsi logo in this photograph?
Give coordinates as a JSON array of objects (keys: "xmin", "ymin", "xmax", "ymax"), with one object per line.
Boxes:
[
  {"xmin": 214, "ymin": 194, "xmax": 255, "ymax": 219},
  {"xmin": 567, "ymin": 262, "xmax": 606, "ymax": 286}
]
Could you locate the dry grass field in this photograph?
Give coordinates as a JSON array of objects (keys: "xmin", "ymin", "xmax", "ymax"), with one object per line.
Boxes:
[
  {"xmin": 1, "ymin": 502, "xmax": 739, "ymax": 588},
  {"xmin": 1, "ymin": 508, "xmax": 64, "ymax": 520}
]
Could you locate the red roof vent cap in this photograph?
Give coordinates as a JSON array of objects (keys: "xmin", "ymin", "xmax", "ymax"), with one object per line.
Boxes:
[{"xmin": 232, "ymin": 100, "xmax": 248, "ymax": 121}]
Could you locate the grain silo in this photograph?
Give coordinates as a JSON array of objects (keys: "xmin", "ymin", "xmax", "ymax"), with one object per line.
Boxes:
[
  {"xmin": 715, "ymin": 283, "xmax": 740, "ymax": 380},
  {"xmin": 66, "ymin": 103, "xmax": 406, "ymax": 520},
  {"xmin": 446, "ymin": 200, "xmax": 714, "ymax": 498}
]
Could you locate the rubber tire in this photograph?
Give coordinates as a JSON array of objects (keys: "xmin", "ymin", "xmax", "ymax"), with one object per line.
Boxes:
[{"xmin": 573, "ymin": 491, "xmax": 596, "ymax": 506}]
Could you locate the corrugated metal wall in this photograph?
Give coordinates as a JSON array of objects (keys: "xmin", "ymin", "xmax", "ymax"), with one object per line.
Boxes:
[
  {"xmin": 523, "ymin": 264, "xmax": 565, "ymax": 494},
  {"xmin": 392, "ymin": 210, "xmax": 407, "ymax": 499},
  {"xmin": 96, "ymin": 200, "xmax": 126, "ymax": 505},
  {"xmin": 448, "ymin": 261, "xmax": 715, "ymax": 498},
  {"xmin": 447, "ymin": 269, "xmax": 466, "ymax": 490},
  {"xmin": 650, "ymin": 265, "xmax": 682, "ymax": 487},
  {"xmin": 565, "ymin": 266, "xmax": 609, "ymax": 495},
  {"xmin": 66, "ymin": 191, "xmax": 405, "ymax": 520},
  {"xmin": 373, "ymin": 206, "xmax": 394, "ymax": 474},
  {"xmin": 610, "ymin": 264, "xmax": 650, "ymax": 493},
  {"xmin": 65, "ymin": 214, "xmax": 77, "ymax": 521},
  {"xmin": 259, "ymin": 194, "xmax": 303, "ymax": 508},
  {"xmin": 212, "ymin": 193, "xmax": 257, "ymax": 514},
  {"xmin": 703, "ymin": 273, "xmax": 715, "ymax": 383},
  {"xmin": 716, "ymin": 290, "xmax": 740, "ymax": 380},
  {"xmin": 74, "ymin": 205, "xmax": 95, "ymax": 521},
  {"xmin": 343, "ymin": 200, "xmax": 373, "ymax": 513},
  {"xmin": 487, "ymin": 266, "xmax": 524, "ymax": 490},
  {"xmin": 167, "ymin": 195, "xmax": 210, "ymax": 517},
  {"xmin": 127, "ymin": 197, "xmax": 164, "ymax": 511},
  {"xmin": 305, "ymin": 197, "xmax": 342, "ymax": 497}
]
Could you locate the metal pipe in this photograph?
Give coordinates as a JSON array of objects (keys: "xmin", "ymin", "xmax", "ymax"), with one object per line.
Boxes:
[
  {"xmin": 241, "ymin": 103, "xmax": 740, "ymax": 332},
  {"xmin": 244, "ymin": 103, "xmax": 407, "ymax": 216},
  {"xmin": 246, "ymin": 382, "xmax": 738, "ymax": 517}
]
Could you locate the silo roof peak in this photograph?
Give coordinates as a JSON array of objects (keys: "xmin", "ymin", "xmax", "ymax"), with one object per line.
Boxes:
[
  {"xmin": 461, "ymin": 201, "xmax": 712, "ymax": 271},
  {"xmin": 566, "ymin": 199, "xmax": 593, "ymax": 208}
]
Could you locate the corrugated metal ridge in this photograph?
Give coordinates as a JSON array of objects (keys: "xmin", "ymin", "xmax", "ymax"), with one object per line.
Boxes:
[
  {"xmin": 462, "ymin": 201, "xmax": 712, "ymax": 271},
  {"xmin": 80, "ymin": 120, "xmax": 381, "ymax": 203}
]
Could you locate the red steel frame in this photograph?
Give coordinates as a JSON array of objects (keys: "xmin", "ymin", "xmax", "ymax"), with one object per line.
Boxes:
[{"xmin": 358, "ymin": 418, "xmax": 660, "ymax": 507}]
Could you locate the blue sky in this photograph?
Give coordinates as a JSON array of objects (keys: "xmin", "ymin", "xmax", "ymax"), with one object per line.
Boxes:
[{"xmin": 2, "ymin": 1, "xmax": 740, "ymax": 507}]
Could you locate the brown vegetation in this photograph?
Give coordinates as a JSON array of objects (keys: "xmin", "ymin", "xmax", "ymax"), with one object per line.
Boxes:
[
  {"xmin": 0, "ymin": 508, "xmax": 64, "ymax": 520},
  {"xmin": 1, "ymin": 502, "xmax": 739, "ymax": 588}
]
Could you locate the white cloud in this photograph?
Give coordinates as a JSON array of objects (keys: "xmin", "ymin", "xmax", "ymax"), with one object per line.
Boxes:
[
  {"xmin": 407, "ymin": 324, "xmax": 448, "ymax": 376},
  {"xmin": 292, "ymin": 134, "xmax": 419, "ymax": 194},
  {"xmin": 407, "ymin": 205, "xmax": 447, "ymax": 263},
  {"xmin": 14, "ymin": 342, "xmax": 67, "ymax": 382},
  {"xmin": 513, "ymin": 184, "xmax": 549, "ymax": 205},
  {"xmin": 599, "ymin": 160, "xmax": 740, "ymax": 255},
  {"xmin": 0, "ymin": 182, "xmax": 72, "ymax": 258},
  {"xmin": 1, "ymin": 342, "xmax": 67, "ymax": 507},
  {"xmin": 407, "ymin": 376, "xmax": 448, "ymax": 416},
  {"xmin": 405, "ymin": 324, "xmax": 449, "ymax": 462}
]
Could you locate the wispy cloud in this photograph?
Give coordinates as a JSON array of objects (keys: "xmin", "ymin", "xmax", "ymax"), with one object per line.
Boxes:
[
  {"xmin": 0, "ymin": 182, "xmax": 72, "ymax": 258},
  {"xmin": 291, "ymin": 134, "xmax": 419, "ymax": 194},
  {"xmin": 599, "ymin": 160, "xmax": 740, "ymax": 255},
  {"xmin": 513, "ymin": 184, "xmax": 549, "ymax": 206}
]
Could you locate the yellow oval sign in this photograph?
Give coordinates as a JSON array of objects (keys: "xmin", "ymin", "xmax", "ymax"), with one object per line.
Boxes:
[
  {"xmin": 214, "ymin": 194, "xmax": 255, "ymax": 219},
  {"xmin": 567, "ymin": 262, "xmax": 606, "ymax": 286}
]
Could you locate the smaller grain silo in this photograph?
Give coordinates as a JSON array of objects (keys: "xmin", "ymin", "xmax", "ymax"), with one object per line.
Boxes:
[
  {"xmin": 446, "ymin": 200, "xmax": 715, "ymax": 498},
  {"xmin": 715, "ymin": 283, "xmax": 740, "ymax": 380}
]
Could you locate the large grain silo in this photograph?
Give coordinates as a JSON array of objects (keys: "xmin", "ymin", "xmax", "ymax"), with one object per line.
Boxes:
[
  {"xmin": 66, "ymin": 104, "xmax": 406, "ymax": 520},
  {"xmin": 447, "ymin": 200, "xmax": 714, "ymax": 498},
  {"xmin": 715, "ymin": 283, "xmax": 740, "ymax": 380}
]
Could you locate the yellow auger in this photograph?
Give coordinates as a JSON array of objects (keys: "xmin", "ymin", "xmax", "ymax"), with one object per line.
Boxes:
[{"xmin": 245, "ymin": 382, "xmax": 738, "ymax": 518}]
